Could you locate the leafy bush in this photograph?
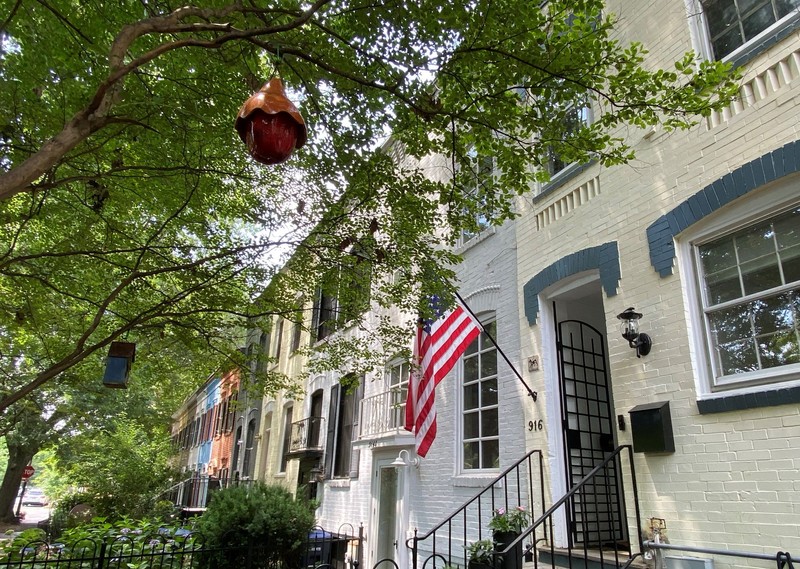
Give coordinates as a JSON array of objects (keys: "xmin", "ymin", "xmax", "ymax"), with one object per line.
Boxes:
[
  {"xmin": 0, "ymin": 518, "xmax": 195, "ymax": 564},
  {"xmin": 194, "ymin": 483, "xmax": 316, "ymax": 569}
]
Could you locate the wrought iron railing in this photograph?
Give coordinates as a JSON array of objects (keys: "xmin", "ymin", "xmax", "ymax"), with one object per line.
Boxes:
[
  {"xmin": 409, "ymin": 446, "xmax": 645, "ymax": 569},
  {"xmin": 159, "ymin": 475, "xmax": 253, "ymax": 512},
  {"xmin": 408, "ymin": 449, "xmax": 546, "ymax": 569},
  {"xmin": 517, "ymin": 445, "xmax": 643, "ymax": 569},
  {"xmin": 289, "ymin": 416, "xmax": 325, "ymax": 453},
  {"xmin": 358, "ymin": 389, "xmax": 405, "ymax": 439},
  {"xmin": 644, "ymin": 539, "xmax": 794, "ymax": 569}
]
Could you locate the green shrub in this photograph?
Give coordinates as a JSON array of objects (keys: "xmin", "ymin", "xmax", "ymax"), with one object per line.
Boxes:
[{"xmin": 194, "ymin": 483, "xmax": 316, "ymax": 569}]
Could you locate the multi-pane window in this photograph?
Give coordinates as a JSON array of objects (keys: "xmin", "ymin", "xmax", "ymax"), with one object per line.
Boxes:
[
  {"xmin": 291, "ymin": 319, "xmax": 303, "ymax": 353},
  {"xmin": 334, "ymin": 389, "xmax": 357, "ymax": 478},
  {"xmin": 545, "ymin": 100, "xmax": 591, "ymax": 178},
  {"xmin": 279, "ymin": 405, "xmax": 293, "ymax": 473},
  {"xmin": 696, "ymin": 206, "xmax": 800, "ymax": 386},
  {"xmin": 462, "ymin": 317, "xmax": 499, "ymax": 470},
  {"xmin": 460, "ymin": 153, "xmax": 494, "ymax": 244},
  {"xmin": 273, "ymin": 318, "xmax": 284, "ymax": 362},
  {"xmin": 385, "ymin": 360, "xmax": 410, "ymax": 429},
  {"xmin": 324, "ymin": 380, "xmax": 363, "ymax": 479},
  {"xmin": 242, "ymin": 418, "xmax": 257, "ymax": 478},
  {"xmin": 261, "ymin": 412, "xmax": 273, "ymax": 476},
  {"xmin": 257, "ymin": 331, "xmax": 270, "ymax": 373},
  {"xmin": 312, "ymin": 263, "xmax": 372, "ymax": 343},
  {"xmin": 700, "ymin": 0, "xmax": 800, "ymax": 60}
]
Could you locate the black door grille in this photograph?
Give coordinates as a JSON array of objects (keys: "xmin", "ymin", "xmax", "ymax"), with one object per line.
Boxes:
[{"xmin": 556, "ymin": 318, "xmax": 626, "ymax": 547}]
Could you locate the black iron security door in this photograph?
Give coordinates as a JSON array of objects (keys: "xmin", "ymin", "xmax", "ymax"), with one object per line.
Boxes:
[{"xmin": 556, "ymin": 318, "xmax": 626, "ymax": 547}]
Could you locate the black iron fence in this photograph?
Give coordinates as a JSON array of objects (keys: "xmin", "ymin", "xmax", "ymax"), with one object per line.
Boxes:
[{"xmin": 0, "ymin": 525, "xmax": 363, "ymax": 569}]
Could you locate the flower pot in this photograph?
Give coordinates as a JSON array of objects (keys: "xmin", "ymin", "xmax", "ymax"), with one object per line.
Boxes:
[
  {"xmin": 493, "ymin": 531, "xmax": 522, "ymax": 569},
  {"xmin": 468, "ymin": 561, "xmax": 495, "ymax": 569}
]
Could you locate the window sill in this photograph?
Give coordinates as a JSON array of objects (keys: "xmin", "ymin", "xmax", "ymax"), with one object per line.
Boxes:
[
  {"xmin": 455, "ymin": 226, "xmax": 496, "ymax": 253},
  {"xmin": 724, "ymin": 13, "xmax": 800, "ymax": 70},
  {"xmin": 326, "ymin": 478, "xmax": 351, "ymax": 489},
  {"xmin": 353, "ymin": 432, "xmax": 415, "ymax": 448},
  {"xmin": 535, "ymin": 161, "xmax": 595, "ymax": 202},
  {"xmin": 452, "ymin": 474, "xmax": 503, "ymax": 488},
  {"xmin": 697, "ymin": 384, "xmax": 800, "ymax": 414}
]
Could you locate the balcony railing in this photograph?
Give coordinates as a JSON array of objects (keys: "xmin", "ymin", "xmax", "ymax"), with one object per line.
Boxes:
[
  {"xmin": 289, "ymin": 416, "xmax": 324, "ymax": 454},
  {"xmin": 358, "ymin": 388, "xmax": 406, "ymax": 439}
]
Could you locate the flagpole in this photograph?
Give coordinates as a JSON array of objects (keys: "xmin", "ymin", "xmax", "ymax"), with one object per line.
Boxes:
[{"xmin": 454, "ymin": 291, "xmax": 538, "ymax": 402}]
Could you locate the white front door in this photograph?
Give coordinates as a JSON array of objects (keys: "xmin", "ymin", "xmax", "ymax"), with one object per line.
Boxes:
[{"xmin": 371, "ymin": 456, "xmax": 406, "ymax": 569}]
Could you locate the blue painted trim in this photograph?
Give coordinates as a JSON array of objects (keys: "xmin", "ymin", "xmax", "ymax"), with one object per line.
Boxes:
[
  {"xmin": 697, "ymin": 385, "xmax": 800, "ymax": 414},
  {"xmin": 647, "ymin": 139, "xmax": 800, "ymax": 277},
  {"xmin": 727, "ymin": 14, "xmax": 800, "ymax": 70},
  {"xmin": 522, "ymin": 242, "xmax": 620, "ymax": 325}
]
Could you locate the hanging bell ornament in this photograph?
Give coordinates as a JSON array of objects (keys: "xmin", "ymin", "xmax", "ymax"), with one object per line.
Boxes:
[{"xmin": 234, "ymin": 77, "xmax": 307, "ymax": 165}]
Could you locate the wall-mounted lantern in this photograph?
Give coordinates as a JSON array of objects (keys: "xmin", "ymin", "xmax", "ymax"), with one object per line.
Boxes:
[
  {"xmin": 234, "ymin": 77, "xmax": 307, "ymax": 165},
  {"xmin": 102, "ymin": 341, "xmax": 136, "ymax": 388},
  {"xmin": 616, "ymin": 307, "xmax": 652, "ymax": 358},
  {"xmin": 308, "ymin": 465, "xmax": 324, "ymax": 483},
  {"xmin": 391, "ymin": 449, "xmax": 420, "ymax": 468}
]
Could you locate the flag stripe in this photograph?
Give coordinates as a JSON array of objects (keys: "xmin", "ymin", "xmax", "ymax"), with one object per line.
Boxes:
[{"xmin": 404, "ymin": 303, "xmax": 482, "ymax": 457}]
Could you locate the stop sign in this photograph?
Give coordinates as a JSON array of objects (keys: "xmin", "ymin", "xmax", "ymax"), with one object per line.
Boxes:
[{"xmin": 21, "ymin": 465, "xmax": 34, "ymax": 480}]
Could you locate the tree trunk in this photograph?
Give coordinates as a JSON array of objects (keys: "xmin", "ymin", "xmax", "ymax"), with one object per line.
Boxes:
[{"xmin": 0, "ymin": 441, "xmax": 38, "ymax": 522}]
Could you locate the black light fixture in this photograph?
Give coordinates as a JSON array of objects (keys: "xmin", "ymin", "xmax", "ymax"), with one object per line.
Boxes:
[
  {"xmin": 616, "ymin": 307, "xmax": 652, "ymax": 358},
  {"xmin": 102, "ymin": 341, "xmax": 136, "ymax": 388}
]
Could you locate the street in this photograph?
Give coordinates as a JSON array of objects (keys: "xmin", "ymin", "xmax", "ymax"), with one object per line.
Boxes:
[{"xmin": 17, "ymin": 505, "xmax": 50, "ymax": 526}]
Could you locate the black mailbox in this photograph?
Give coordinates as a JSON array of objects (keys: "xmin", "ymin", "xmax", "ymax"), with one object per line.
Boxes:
[{"xmin": 628, "ymin": 401, "xmax": 674, "ymax": 453}]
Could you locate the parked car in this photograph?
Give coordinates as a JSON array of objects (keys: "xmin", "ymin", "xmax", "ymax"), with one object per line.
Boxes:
[{"xmin": 22, "ymin": 487, "xmax": 48, "ymax": 507}]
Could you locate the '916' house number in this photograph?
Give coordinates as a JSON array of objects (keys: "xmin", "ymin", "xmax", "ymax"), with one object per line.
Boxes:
[{"xmin": 528, "ymin": 420, "xmax": 543, "ymax": 431}]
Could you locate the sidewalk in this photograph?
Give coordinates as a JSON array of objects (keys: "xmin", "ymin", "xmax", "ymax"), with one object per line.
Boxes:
[{"xmin": 0, "ymin": 507, "xmax": 49, "ymax": 538}]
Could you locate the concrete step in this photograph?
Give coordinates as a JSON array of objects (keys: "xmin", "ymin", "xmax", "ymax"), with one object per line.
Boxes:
[{"xmin": 535, "ymin": 547, "xmax": 649, "ymax": 569}]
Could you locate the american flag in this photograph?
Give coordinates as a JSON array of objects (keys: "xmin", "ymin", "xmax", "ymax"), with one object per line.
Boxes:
[{"xmin": 404, "ymin": 297, "xmax": 482, "ymax": 457}]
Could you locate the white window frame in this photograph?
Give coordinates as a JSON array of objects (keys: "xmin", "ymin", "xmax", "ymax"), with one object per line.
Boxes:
[
  {"xmin": 686, "ymin": 0, "xmax": 800, "ymax": 63},
  {"xmin": 545, "ymin": 101, "xmax": 592, "ymax": 178},
  {"xmin": 678, "ymin": 177, "xmax": 800, "ymax": 400},
  {"xmin": 457, "ymin": 150, "xmax": 496, "ymax": 249},
  {"xmin": 458, "ymin": 313, "xmax": 500, "ymax": 473},
  {"xmin": 384, "ymin": 358, "xmax": 410, "ymax": 430},
  {"xmin": 535, "ymin": 97, "xmax": 593, "ymax": 194}
]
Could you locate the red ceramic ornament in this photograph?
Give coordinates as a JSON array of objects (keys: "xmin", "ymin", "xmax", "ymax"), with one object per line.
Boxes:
[{"xmin": 234, "ymin": 77, "xmax": 307, "ymax": 165}]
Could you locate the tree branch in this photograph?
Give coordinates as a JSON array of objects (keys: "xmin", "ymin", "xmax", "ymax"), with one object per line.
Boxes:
[{"xmin": 0, "ymin": 0, "xmax": 334, "ymax": 202}]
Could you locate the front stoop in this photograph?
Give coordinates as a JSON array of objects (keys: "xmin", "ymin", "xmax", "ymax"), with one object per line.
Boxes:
[{"xmin": 535, "ymin": 547, "xmax": 650, "ymax": 569}]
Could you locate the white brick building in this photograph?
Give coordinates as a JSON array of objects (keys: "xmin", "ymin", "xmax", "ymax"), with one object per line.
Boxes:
[{"xmin": 173, "ymin": 1, "xmax": 800, "ymax": 567}]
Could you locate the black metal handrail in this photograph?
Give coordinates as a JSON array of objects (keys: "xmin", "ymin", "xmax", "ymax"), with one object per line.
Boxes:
[
  {"xmin": 406, "ymin": 445, "xmax": 643, "ymax": 569},
  {"xmin": 409, "ymin": 449, "xmax": 546, "ymax": 569},
  {"xmin": 644, "ymin": 540, "xmax": 794, "ymax": 569},
  {"xmin": 506, "ymin": 445, "xmax": 643, "ymax": 569}
]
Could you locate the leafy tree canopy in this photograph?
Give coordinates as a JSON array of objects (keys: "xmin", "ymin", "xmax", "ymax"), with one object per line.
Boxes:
[{"xmin": 0, "ymin": 0, "xmax": 738, "ymax": 411}]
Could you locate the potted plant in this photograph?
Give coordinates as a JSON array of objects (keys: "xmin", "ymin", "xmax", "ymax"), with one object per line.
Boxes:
[
  {"xmin": 466, "ymin": 538, "xmax": 495, "ymax": 569},
  {"xmin": 488, "ymin": 507, "xmax": 530, "ymax": 569}
]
